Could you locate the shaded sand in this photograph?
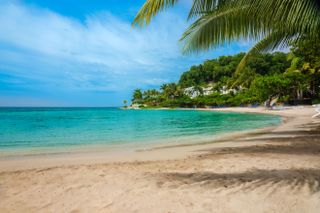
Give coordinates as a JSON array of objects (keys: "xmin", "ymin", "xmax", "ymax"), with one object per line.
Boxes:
[{"xmin": 1, "ymin": 106, "xmax": 320, "ymax": 212}]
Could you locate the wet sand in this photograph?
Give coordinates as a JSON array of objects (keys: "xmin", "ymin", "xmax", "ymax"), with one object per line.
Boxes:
[{"xmin": 0, "ymin": 106, "xmax": 319, "ymax": 212}]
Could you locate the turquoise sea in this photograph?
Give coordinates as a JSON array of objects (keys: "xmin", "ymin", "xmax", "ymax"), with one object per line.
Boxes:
[{"xmin": 0, "ymin": 107, "xmax": 280, "ymax": 155}]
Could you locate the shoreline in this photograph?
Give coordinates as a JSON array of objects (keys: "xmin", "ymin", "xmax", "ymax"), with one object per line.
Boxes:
[
  {"xmin": 0, "ymin": 106, "xmax": 312, "ymax": 172},
  {"xmin": 0, "ymin": 107, "xmax": 279, "ymax": 157},
  {"xmin": 1, "ymin": 106, "xmax": 319, "ymax": 212}
]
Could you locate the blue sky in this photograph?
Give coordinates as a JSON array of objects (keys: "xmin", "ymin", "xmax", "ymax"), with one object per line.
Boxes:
[{"xmin": 0, "ymin": 0, "xmax": 252, "ymax": 106}]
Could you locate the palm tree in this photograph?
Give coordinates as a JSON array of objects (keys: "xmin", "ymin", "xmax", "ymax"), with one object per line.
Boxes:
[
  {"xmin": 143, "ymin": 89, "xmax": 161, "ymax": 105},
  {"xmin": 160, "ymin": 83, "xmax": 168, "ymax": 92},
  {"xmin": 123, "ymin": 100, "xmax": 128, "ymax": 108},
  {"xmin": 160, "ymin": 83, "xmax": 180, "ymax": 100},
  {"xmin": 133, "ymin": 0, "xmax": 320, "ymax": 74},
  {"xmin": 132, "ymin": 89, "xmax": 143, "ymax": 103}
]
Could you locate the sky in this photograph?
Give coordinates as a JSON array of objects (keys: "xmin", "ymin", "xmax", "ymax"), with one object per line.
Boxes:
[{"xmin": 0, "ymin": 0, "xmax": 253, "ymax": 107}]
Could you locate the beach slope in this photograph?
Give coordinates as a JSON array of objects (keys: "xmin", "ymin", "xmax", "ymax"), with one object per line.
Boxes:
[{"xmin": 0, "ymin": 107, "xmax": 320, "ymax": 212}]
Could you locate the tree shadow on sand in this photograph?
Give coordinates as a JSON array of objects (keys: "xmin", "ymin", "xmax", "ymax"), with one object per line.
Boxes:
[
  {"xmin": 198, "ymin": 122, "xmax": 320, "ymax": 156},
  {"xmin": 155, "ymin": 123, "xmax": 320, "ymax": 195},
  {"xmin": 201, "ymin": 137, "xmax": 320, "ymax": 156},
  {"xmin": 157, "ymin": 168, "xmax": 320, "ymax": 195}
]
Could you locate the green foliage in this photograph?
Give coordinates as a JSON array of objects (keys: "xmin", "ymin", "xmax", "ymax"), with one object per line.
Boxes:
[
  {"xmin": 290, "ymin": 38, "xmax": 320, "ymax": 71},
  {"xmin": 287, "ymin": 38, "xmax": 320, "ymax": 98},
  {"xmin": 249, "ymin": 75, "xmax": 290, "ymax": 102},
  {"xmin": 160, "ymin": 83, "xmax": 183, "ymax": 100},
  {"xmin": 123, "ymin": 100, "xmax": 128, "ymax": 108},
  {"xmin": 131, "ymin": 39, "xmax": 320, "ymax": 108},
  {"xmin": 179, "ymin": 52, "xmax": 290, "ymax": 89},
  {"xmin": 133, "ymin": 0, "xmax": 320, "ymax": 74},
  {"xmin": 191, "ymin": 91, "xmax": 259, "ymax": 107},
  {"xmin": 132, "ymin": 89, "xmax": 143, "ymax": 103}
]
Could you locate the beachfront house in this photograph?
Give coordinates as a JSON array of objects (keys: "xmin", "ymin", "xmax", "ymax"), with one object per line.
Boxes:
[
  {"xmin": 184, "ymin": 86, "xmax": 213, "ymax": 99},
  {"xmin": 184, "ymin": 85, "xmax": 241, "ymax": 99}
]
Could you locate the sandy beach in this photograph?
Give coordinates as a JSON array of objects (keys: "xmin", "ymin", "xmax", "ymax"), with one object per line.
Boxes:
[{"xmin": 1, "ymin": 106, "xmax": 320, "ymax": 212}]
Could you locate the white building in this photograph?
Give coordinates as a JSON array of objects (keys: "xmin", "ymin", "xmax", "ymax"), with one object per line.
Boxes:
[
  {"xmin": 184, "ymin": 85, "xmax": 242, "ymax": 98},
  {"xmin": 203, "ymin": 87, "xmax": 213, "ymax": 96},
  {"xmin": 219, "ymin": 86, "xmax": 241, "ymax": 95},
  {"xmin": 184, "ymin": 86, "xmax": 213, "ymax": 99}
]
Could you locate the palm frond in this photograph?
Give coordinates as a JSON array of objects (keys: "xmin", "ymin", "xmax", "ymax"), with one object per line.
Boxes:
[
  {"xmin": 181, "ymin": 5, "xmax": 271, "ymax": 53},
  {"xmin": 189, "ymin": 0, "xmax": 320, "ymax": 34},
  {"xmin": 133, "ymin": 0, "xmax": 320, "ymax": 76},
  {"xmin": 231, "ymin": 31, "xmax": 299, "ymax": 87},
  {"xmin": 188, "ymin": 0, "xmax": 222, "ymax": 19},
  {"xmin": 237, "ymin": 0, "xmax": 320, "ymax": 36},
  {"xmin": 132, "ymin": 0, "xmax": 178, "ymax": 26}
]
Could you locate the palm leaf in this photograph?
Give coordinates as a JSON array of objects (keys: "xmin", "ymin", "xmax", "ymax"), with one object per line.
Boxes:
[
  {"xmin": 132, "ymin": 0, "xmax": 178, "ymax": 26},
  {"xmin": 231, "ymin": 30, "xmax": 300, "ymax": 87},
  {"xmin": 181, "ymin": 5, "xmax": 271, "ymax": 53},
  {"xmin": 133, "ymin": 0, "xmax": 320, "ymax": 74},
  {"xmin": 238, "ymin": 0, "xmax": 320, "ymax": 36},
  {"xmin": 188, "ymin": 0, "xmax": 223, "ymax": 19}
]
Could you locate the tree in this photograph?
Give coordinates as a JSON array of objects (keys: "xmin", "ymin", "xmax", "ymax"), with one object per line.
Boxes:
[
  {"xmin": 133, "ymin": 0, "xmax": 320, "ymax": 73},
  {"xmin": 284, "ymin": 71, "xmax": 309, "ymax": 100},
  {"xmin": 250, "ymin": 75, "xmax": 290, "ymax": 105},
  {"xmin": 143, "ymin": 89, "xmax": 161, "ymax": 105},
  {"xmin": 161, "ymin": 83, "xmax": 181, "ymax": 100},
  {"xmin": 230, "ymin": 67, "xmax": 256, "ymax": 88},
  {"xmin": 290, "ymin": 38, "xmax": 320, "ymax": 70},
  {"xmin": 123, "ymin": 100, "xmax": 128, "ymax": 108},
  {"xmin": 130, "ymin": 44, "xmax": 320, "ymax": 108},
  {"xmin": 287, "ymin": 37, "xmax": 320, "ymax": 98},
  {"xmin": 132, "ymin": 89, "xmax": 143, "ymax": 104},
  {"xmin": 178, "ymin": 52, "xmax": 289, "ymax": 89}
]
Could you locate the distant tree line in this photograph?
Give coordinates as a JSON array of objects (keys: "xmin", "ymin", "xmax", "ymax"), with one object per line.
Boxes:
[{"xmin": 131, "ymin": 38, "xmax": 320, "ymax": 108}]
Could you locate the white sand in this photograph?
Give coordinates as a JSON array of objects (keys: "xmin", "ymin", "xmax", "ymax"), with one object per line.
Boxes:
[{"xmin": 0, "ymin": 106, "xmax": 319, "ymax": 212}]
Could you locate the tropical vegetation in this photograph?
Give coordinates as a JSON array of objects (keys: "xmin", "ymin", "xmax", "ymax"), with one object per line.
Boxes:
[
  {"xmin": 133, "ymin": 0, "xmax": 320, "ymax": 73},
  {"xmin": 131, "ymin": 40, "xmax": 320, "ymax": 108}
]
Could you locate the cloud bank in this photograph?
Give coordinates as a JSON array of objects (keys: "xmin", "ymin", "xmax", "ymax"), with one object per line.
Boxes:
[{"xmin": 0, "ymin": 1, "xmax": 251, "ymax": 106}]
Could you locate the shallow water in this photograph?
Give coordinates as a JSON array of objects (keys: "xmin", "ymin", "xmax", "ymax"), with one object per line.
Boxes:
[{"xmin": 0, "ymin": 107, "xmax": 280, "ymax": 154}]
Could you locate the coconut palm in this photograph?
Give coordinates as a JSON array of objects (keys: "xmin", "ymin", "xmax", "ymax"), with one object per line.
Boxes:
[
  {"xmin": 133, "ymin": 0, "xmax": 320, "ymax": 73},
  {"xmin": 132, "ymin": 89, "xmax": 143, "ymax": 103},
  {"xmin": 160, "ymin": 83, "xmax": 180, "ymax": 99}
]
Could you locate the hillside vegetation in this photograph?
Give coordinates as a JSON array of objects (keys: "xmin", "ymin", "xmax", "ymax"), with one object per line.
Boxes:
[{"xmin": 131, "ymin": 39, "xmax": 320, "ymax": 108}]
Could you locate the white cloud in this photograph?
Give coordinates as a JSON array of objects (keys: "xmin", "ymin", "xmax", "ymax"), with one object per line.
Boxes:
[
  {"xmin": 0, "ymin": 2, "xmax": 189, "ymax": 79},
  {"xmin": 0, "ymin": 1, "xmax": 252, "ymax": 105}
]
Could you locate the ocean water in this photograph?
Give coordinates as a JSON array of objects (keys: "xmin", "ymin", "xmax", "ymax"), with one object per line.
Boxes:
[{"xmin": 0, "ymin": 107, "xmax": 280, "ymax": 155}]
